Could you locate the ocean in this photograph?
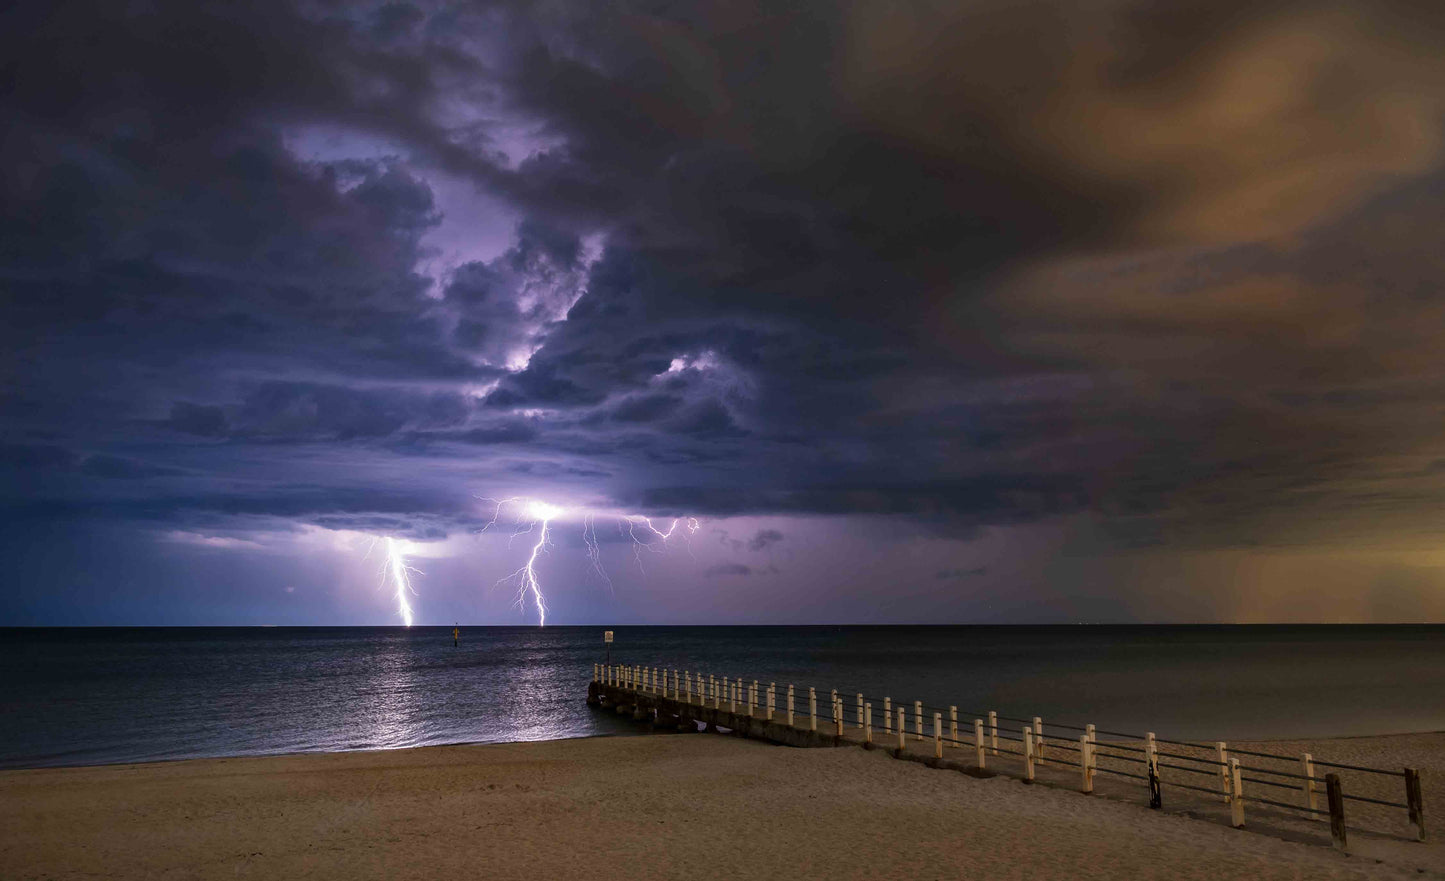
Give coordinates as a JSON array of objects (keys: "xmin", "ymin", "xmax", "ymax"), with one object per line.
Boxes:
[{"xmin": 2, "ymin": 625, "xmax": 1442, "ymax": 769}]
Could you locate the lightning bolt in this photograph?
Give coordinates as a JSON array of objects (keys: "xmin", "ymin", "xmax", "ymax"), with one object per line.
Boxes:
[
  {"xmin": 625, "ymin": 516, "xmax": 700, "ymax": 571},
  {"xmin": 475, "ymin": 497, "xmax": 699, "ymax": 625},
  {"xmin": 583, "ymin": 514, "xmax": 614, "ymax": 595},
  {"xmin": 380, "ymin": 537, "xmax": 419, "ymax": 627},
  {"xmin": 498, "ymin": 500, "xmax": 560, "ymax": 626}
]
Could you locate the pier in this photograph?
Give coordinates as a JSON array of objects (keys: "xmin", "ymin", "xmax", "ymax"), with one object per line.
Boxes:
[{"xmin": 589, "ymin": 663, "xmax": 1427, "ymax": 854}]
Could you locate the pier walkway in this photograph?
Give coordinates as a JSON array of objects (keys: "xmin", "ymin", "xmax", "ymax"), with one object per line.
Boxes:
[{"xmin": 588, "ymin": 663, "xmax": 1429, "ymax": 860}]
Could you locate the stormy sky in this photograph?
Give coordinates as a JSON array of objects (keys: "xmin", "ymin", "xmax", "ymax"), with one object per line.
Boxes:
[{"xmin": 5, "ymin": 0, "xmax": 1445, "ymax": 625}]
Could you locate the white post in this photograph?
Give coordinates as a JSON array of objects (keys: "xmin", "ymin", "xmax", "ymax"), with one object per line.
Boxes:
[
  {"xmin": 1302, "ymin": 753, "xmax": 1318, "ymax": 815},
  {"xmin": 751, "ymin": 680, "xmax": 758, "ymax": 717},
  {"xmin": 1080, "ymin": 735, "xmax": 1093, "ymax": 793},
  {"xmin": 684, "ymin": 671, "xmax": 691, "ymax": 703},
  {"xmin": 830, "ymin": 690, "xmax": 838, "ymax": 728},
  {"xmin": 974, "ymin": 719, "xmax": 985, "ymax": 768},
  {"xmin": 914, "ymin": 701, "xmax": 923, "ymax": 741},
  {"xmin": 835, "ymin": 698, "xmax": 843, "ymax": 736},
  {"xmin": 949, "ymin": 706, "xmax": 958, "ymax": 748},
  {"xmin": 1034, "ymin": 717, "xmax": 1044, "ymax": 763},
  {"xmin": 1146, "ymin": 732, "xmax": 1158, "ymax": 782},
  {"xmin": 787, "ymin": 684, "xmax": 795, "ymax": 726},
  {"xmin": 989, "ymin": 711, "xmax": 998, "ymax": 755},
  {"xmin": 857, "ymin": 693, "xmax": 864, "ymax": 729},
  {"xmin": 1217, "ymin": 742, "xmax": 1230, "ymax": 803},
  {"xmin": 884, "ymin": 698, "xmax": 892, "ymax": 734},
  {"xmin": 1230, "ymin": 759, "xmax": 1245, "ymax": 827},
  {"xmin": 933, "ymin": 713, "xmax": 943, "ymax": 759},
  {"xmin": 1023, "ymin": 728, "xmax": 1035, "ymax": 781},
  {"xmin": 725, "ymin": 677, "xmax": 733, "ymax": 712},
  {"xmin": 865, "ymin": 702, "xmax": 873, "ymax": 743},
  {"xmin": 710, "ymin": 674, "xmax": 717, "ymax": 708},
  {"xmin": 768, "ymin": 683, "xmax": 775, "ymax": 721},
  {"xmin": 809, "ymin": 687, "xmax": 817, "ymax": 731},
  {"xmin": 896, "ymin": 708, "xmax": 906, "ymax": 752}
]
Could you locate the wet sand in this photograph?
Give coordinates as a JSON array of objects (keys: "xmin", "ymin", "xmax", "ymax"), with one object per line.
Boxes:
[{"xmin": 1, "ymin": 731, "xmax": 1439, "ymax": 880}]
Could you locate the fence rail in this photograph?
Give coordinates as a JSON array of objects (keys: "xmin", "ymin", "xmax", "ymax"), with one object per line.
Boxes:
[{"xmin": 590, "ymin": 662, "xmax": 1428, "ymax": 852}]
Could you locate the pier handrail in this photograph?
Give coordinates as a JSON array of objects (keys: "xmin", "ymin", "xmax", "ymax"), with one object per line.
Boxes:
[{"xmin": 591, "ymin": 661, "xmax": 1428, "ymax": 849}]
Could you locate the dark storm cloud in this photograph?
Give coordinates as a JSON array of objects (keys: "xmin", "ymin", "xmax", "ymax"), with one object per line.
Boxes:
[{"xmin": 5, "ymin": 0, "xmax": 1445, "ymax": 616}]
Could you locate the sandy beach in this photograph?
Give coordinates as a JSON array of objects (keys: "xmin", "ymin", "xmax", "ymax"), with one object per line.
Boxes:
[{"xmin": 1, "ymin": 730, "xmax": 1439, "ymax": 880}]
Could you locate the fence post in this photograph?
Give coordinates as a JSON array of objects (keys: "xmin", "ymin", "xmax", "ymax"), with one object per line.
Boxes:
[
  {"xmin": 1217, "ymin": 742, "xmax": 1230, "ymax": 804},
  {"xmin": 1146, "ymin": 732, "xmax": 1161, "ymax": 809},
  {"xmin": 836, "ymin": 698, "xmax": 843, "ymax": 736},
  {"xmin": 1406, "ymin": 767, "xmax": 1425, "ymax": 841},
  {"xmin": 830, "ymin": 690, "xmax": 838, "ymax": 727},
  {"xmin": 1326, "ymin": 773, "xmax": 1347, "ymax": 851},
  {"xmin": 1230, "ymin": 759, "xmax": 1245, "ymax": 828},
  {"xmin": 809, "ymin": 687, "xmax": 817, "ymax": 732},
  {"xmin": 768, "ymin": 683, "xmax": 775, "ymax": 721},
  {"xmin": 857, "ymin": 693, "xmax": 864, "ymax": 729},
  {"xmin": 788, "ymin": 684, "xmax": 795, "ymax": 726},
  {"xmin": 989, "ymin": 711, "xmax": 998, "ymax": 755},
  {"xmin": 896, "ymin": 708, "xmax": 906, "ymax": 752},
  {"xmin": 1301, "ymin": 753, "xmax": 1316, "ymax": 815},
  {"xmin": 752, "ymin": 680, "xmax": 758, "ymax": 717},
  {"xmin": 884, "ymin": 698, "xmax": 892, "ymax": 734},
  {"xmin": 974, "ymin": 719, "xmax": 985, "ymax": 768},
  {"xmin": 933, "ymin": 713, "xmax": 943, "ymax": 758},
  {"xmin": 1080, "ymin": 734, "xmax": 1093, "ymax": 794},
  {"xmin": 914, "ymin": 701, "xmax": 923, "ymax": 741},
  {"xmin": 1023, "ymin": 728, "xmax": 1035, "ymax": 781},
  {"xmin": 865, "ymin": 702, "xmax": 873, "ymax": 744},
  {"xmin": 949, "ymin": 706, "xmax": 958, "ymax": 748},
  {"xmin": 1034, "ymin": 717, "xmax": 1044, "ymax": 763}
]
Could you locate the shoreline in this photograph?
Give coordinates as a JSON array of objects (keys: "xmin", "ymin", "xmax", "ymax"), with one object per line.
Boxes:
[
  {"xmin": 3, "ymin": 729, "xmax": 1440, "ymax": 880},
  {"xmin": 4, "ymin": 725, "xmax": 1442, "ymax": 775}
]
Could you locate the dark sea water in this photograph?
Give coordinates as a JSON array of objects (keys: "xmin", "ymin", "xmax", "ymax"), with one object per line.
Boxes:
[{"xmin": 1, "ymin": 625, "xmax": 1442, "ymax": 769}]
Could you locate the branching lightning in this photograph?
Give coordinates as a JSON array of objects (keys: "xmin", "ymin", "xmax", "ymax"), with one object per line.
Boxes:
[
  {"xmin": 499, "ymin": 500, "xmax": 560, "ymax": 627},
  {"xmin": 583, "ymin": 514, "xmax": 613, "ymax": 595},
  {"xmin": 474, "ymin": 497, "xmax": 699, "ymax": 626},
  {"xmin": 372, "ymin": 536, "xmax": 420, "ymax": 627}
]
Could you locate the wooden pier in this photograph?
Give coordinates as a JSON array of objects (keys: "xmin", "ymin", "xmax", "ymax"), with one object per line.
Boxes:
[{"xmin": 588, "ymin": 663, "xmax": 1427, "ymax": 854}]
